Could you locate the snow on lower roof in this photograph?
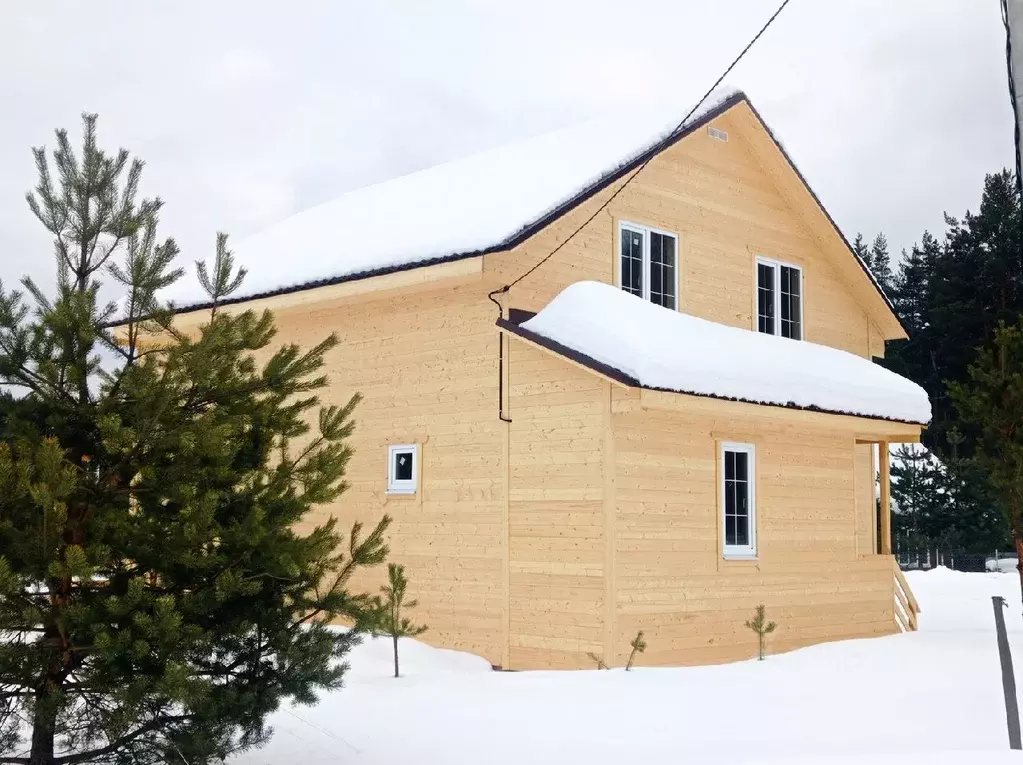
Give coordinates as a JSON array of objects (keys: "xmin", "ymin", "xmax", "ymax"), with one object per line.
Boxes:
[
  {"xmin": 162, "ymin": 89, "xmax": 743, "ymax": 310},
  {"xmin": 515, "ymin": 282, "xmax": 931, "ymax": 425}
]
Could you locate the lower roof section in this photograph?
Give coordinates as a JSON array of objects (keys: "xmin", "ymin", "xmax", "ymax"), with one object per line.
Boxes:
[{"xmin": 498, "ymin": 281, "xmax": 930, "ymax": 427}]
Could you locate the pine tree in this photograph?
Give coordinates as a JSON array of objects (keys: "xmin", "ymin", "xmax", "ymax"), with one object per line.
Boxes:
[
  {"xmin": 890, "ymin": 444, "xmax": 938, "ymax": 562},
  {"xmin": 0, "ymin": 114, "xmax": 390, "ymax": 764},
  {"xmin": 378, "ymin": 564, "xmax": 427, "ymax": 678},
  {"xmin": 879, "ymin": 171, "xmax": 1020, "ymax": 558},
  {"xmin": 852, "ymin": 232, "xmax": 873, "ymax": 271},
  {"xmin": 949, "ymin": 319, "xmax": 1023, "ymax": 610},
  {"xmin": 869, "ymin": 233, "xmax": 894, "ymax": 296},
  {"xmin": 625, "ymin": 631, "xmax": 646, "ymax": 671},
  {"xmin": 924, "ymin": 171, "xmax": 1022, "ymax": 457},
  {"xmin": 744, "ymin": 605, "xmax": 777, "ymax": 661}
]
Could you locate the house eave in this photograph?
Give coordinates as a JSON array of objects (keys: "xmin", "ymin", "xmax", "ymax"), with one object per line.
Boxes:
[
  {"xmin": 498, "ymin": 317, "xmax": 927, "ymax": 432},
  {"xmin": 151, "ymin": 92, "xmax": 750, "ymax": 320}
]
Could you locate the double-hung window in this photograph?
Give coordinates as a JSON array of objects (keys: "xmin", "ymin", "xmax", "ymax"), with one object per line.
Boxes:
[
  {"xmin": 721, "ymin": 442, "xmax": 756, "ymax": 558},
  {"xmin": 619, "ymin": 221, "xmax": 678, "ymax": 309},
  {"xmin": 756, "ymin": 257, "xmax": 802, "ymax": 340}
]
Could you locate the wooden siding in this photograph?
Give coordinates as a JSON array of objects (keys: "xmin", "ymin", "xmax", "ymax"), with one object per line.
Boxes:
[
  {"xmin": 486, "ymin": 102, "xmax": 887, "ymax": 358},
  {"xmin": 226, "ymin": 96, "xmax": 914, "ymax": 672},
  {"xmin": 506, "ymin": 341, "xmax": 609, "ymax": 669},
  {"xmin": 609, "ymin": 392, "xmax": 897, "ymax": 668},
  {"xmin": 500, "ymin": 342, "xmax": 898, "ymax": 669},
  {"xmin": 272, "ymin": 281, "xmax": 508, "ymax": 665}
]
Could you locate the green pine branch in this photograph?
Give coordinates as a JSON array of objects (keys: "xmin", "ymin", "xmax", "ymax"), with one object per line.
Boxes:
[
  {"xmin": 378, "ymin": 564, "xmax": 428, "ymax": 678},
  {"xmin": 745, "ymin": 604, "xmax": 777, "ymax": 661},
  {"xmin": 0, "ymin": 114, "xmax": 391, "ymax": 764}
]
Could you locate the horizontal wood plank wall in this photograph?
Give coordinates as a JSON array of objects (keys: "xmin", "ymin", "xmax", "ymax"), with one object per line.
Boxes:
[
  {"xmin": 486, "ymin": 102, "xmax": 882, "ymax": 358},
  {"xmin": 273, "ymin": 282, "xmax": 507, "ymax": 664},
  {"xmin": 507, "ymin": 341, "xmax": 608, "ymax": 668},
  {"xmin": 610, "ymin": 390, "xmax": 895, "ymax": 667}
]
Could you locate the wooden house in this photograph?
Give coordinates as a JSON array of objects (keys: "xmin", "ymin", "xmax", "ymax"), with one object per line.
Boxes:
[{"xmin": 164, "ymin": 89, "xmax": 928, "ymax": 669}]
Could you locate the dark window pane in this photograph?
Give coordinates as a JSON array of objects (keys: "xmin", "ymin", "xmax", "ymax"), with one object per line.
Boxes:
[
  {"xmin": 724, "ymin": 448, "xmax": 753, "ymax": 551},
  {"xmin": 780, "ymin": 265, "xmax": 801, "ymax": 340},
  {"xmin": 394, "ymin": 451, "xmax": 413, "ymax": 481},
  {"xmin": 735, "ymin": 514, "xmax": 749, "ymax": 546},
  {"xmin": 621, "ymin": 228, "xmax": 644, "ymax": 297},
  {"xmin": 757, "ymin": 263, "xmax": 775, "ymax": 334},
  {"xmin": 734, "ymin": 451, "xmax": 747, "ymax": 480},
  {"xmin": 650, "ymin": 245, "xmax": 663, "ymax": 296},
  {"xmin": 650, "ymin": 232, "xmax": 676, "ymax": 309}
]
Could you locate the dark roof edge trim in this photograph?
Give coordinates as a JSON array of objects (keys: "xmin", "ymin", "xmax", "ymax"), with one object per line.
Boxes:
[
  {"xmin": 498, "ymin": 318, "xmax": 926, "ymax": 427},
  {"xmin": 158, "ymin": 252, "xmax": 486, "ymax": 320},
  {"xmin": 497, "ymin": 318, "xmax": 641, "ymax": 388},
  {"xmin": 169, "ymin": 92, "xmax": 747, "ymax": 318}
]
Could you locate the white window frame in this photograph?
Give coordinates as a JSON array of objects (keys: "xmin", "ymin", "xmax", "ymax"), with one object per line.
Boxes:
[
  {"xmin": 755, "ymin": 256, "xmax": 804, "ymax": 340},
  {"xmin": 720, "ymin": 441, "xmax": 757, "ymax": 559},
  {"xmin": 387, "ymin": 444, "xmax": 418, "ymax": 495},
  {"xmin": 617, "ymin": 220, "xmax": 680, "ymax": 309}
]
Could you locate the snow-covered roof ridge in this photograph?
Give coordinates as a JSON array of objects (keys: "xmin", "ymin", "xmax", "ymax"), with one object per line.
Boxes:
[
  {"xmin": 162, "ymin": 88, "xmax": 745, "ymax": 311},
  {"xmin": 512, "ymin": 281, "xmax": 930, "ymax": 425}
]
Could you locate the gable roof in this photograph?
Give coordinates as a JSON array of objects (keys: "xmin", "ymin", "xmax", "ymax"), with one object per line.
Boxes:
[
  {"xmin": 162, "ymin": 89, "xmax": 901, "ymax": 338},
  {"xmin": 500, "ymin": 281, "xmax": 930, "ymax": 425},
  {"xmin": 163, "ymin": 89, "xmax": 746, "ymax": 311}
]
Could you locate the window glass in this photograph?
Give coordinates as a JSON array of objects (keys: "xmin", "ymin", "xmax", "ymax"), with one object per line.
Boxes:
[
  {"xmin": 621, "ymin": 227, "xmax": 644, "ymax": 298},
  {"xmin": 387, "ymin": 444, "xmax": 418, "ymax": 494},
  {"xmin": 619, "ymin": 223, "xmax": 677, "ymax": 308},
  {"xmin": 780, "ymin": 265, "xmax": 801, "ymax": 340},
  {"xmin": 723, "ymin": 444, "xmax": 755, "ymax": 557},
  {"xmin": 757, "ymin": 262, "xmax": 775, "ymax": 335},
  {"xmin": 649, "ymin": 232, "xmax": 676, "ymax": 309},
  {"xmin": 393, "ymin": 450, "xmax": 413, "ymax": 482}
]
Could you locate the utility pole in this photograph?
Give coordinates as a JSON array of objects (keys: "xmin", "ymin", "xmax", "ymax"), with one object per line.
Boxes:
[{"xmin": 1003, "ymin": 0, "xmax": 1023, "ymax": 200}]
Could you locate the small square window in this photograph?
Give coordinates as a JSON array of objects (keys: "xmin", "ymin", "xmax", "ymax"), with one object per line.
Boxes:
[{"xmin": 387, "ymin": 444, "xmax": 418, "ymax": 494}]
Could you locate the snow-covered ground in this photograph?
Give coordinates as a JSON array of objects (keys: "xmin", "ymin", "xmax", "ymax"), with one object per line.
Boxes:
[{"xmin": 234, "ymin": 569, "xmax": 1023, "ymax": 764}]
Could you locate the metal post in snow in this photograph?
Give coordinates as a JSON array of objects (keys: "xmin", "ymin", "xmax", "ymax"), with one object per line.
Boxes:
[{"xmin": 992, "ymin": 595, "xmax": 1022, "ymax": 749}]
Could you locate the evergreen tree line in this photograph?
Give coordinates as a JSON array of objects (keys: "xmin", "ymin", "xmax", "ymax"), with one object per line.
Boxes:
[{"xmin": 855, "ymin": 170, "xmax": 1021, "ymax": 559}]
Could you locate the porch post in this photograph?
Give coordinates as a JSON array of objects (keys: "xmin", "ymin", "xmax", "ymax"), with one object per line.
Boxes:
[{"xmin": 879, "ymin": 441, "xmax": 892, "ymax": 555}]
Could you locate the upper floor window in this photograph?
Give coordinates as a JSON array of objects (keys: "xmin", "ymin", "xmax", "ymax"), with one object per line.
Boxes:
[
  {"xmin": 756, "ymin": 257, "xmax": 802, "ymax": 340},
  {"xmin": 619, "ymin": 221, "xmax": 678, "ymax": 310}
]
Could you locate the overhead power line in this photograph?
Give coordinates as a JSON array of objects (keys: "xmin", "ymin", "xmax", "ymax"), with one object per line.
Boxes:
[
  {"xmin": 489, "ymin": 0, "xmax": 793, "ymax": 301},
  {"xmin": 486, "ymin": 0, "xmax": 794, "ymax": 423}
]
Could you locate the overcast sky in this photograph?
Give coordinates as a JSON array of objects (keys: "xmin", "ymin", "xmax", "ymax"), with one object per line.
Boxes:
[{"xmin": 0, "ymin": 0, "xmax": 1013, "ymax": 294}]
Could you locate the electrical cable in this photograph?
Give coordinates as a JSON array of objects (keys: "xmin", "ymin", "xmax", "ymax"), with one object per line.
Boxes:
[
  {"xmin": 486, "ymin": 0, "xmax": 794, "ymax": 421},
  {"xmin": 488, "ymin": 0, "xmax": 793, "ymax": 304}
]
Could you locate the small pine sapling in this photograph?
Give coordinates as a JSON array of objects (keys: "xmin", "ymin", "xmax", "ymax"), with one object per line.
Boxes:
[
  {"xmin": 585, "ymin": 652, "xmax": 608, "ymax": 670},
  {"xmin": 379, "ymin": 563, "xmax": 428, "ymax": 677},
  {"xmin": 625, "ymin": 631, "xmax": 647, "ymax": 671},
  {"xmin": 745, "ymin": 604, "xmax": 777, "ymax": 660}
]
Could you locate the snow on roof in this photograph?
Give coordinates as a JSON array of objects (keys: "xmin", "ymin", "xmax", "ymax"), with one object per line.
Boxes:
[
  {"xmin": 513, "ymin": 282, "xmax": 931, "ymax": 425},
  {"xmin": 162, "ymin": 89, "xmax": 744, "ymax": 310}
]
